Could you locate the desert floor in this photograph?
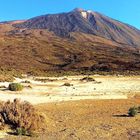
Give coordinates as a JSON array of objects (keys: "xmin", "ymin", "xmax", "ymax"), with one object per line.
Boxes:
[
  {"xmin": 0, "ymin": 75, "xmax": 140, "ymax": 139},
  {"xmin": 4, "ymin": 99, "xmax": 140, "ymax": 140},
  {"xmin": 0, "ymin": 75, "xmax": 139, "ymax": 104},
  {"xmin": 38, "ymin": 99, "xmax": 140, "ymax": 140}
]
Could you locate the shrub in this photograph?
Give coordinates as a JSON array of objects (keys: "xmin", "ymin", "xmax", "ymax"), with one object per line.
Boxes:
[
  {"xmin": 16, "ymin": 127, "xmax": 27, "ymax": 136},
  {"xmin": 27, "ymin": 85, "xmax": 32, "ymax": 89},
  {"xmin": 80, "ymin": 77, "xmax": 95, "ymax": 82},
  {"xmin": 128, "ymin": 107, "xmax": 138, "ymax": 117},
  {"xmin": 21, "ymin": 80, "xmax": 31, "ymax": 83},
  {"xmin": 8, "ymin": 83, "xmax": 23, "ymax": 91},
  {"xmin": 35, "ymin": 78, "xmax": 56, "ymax": 82},
  {"xmin": 63, "ymin": 83, "xmax": 73, "ymax": 86},
  {"xmin": 0, "ymin": 99, "xmax": 46, "ymax": 136},
  {"xmin": 137, "ymin": 106, "xmax": 140, "ymax": 113}
]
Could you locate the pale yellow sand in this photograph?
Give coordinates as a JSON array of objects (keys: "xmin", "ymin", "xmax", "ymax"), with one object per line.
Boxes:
[{"xmin": 0, "ymin": 75, "xmax": 139, "ymax": 104}]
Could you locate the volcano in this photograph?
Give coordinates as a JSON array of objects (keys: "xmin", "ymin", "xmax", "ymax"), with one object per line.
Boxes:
[{"xmin": 0, "ymin": 8, "xmax": 139, "ymax": 73}]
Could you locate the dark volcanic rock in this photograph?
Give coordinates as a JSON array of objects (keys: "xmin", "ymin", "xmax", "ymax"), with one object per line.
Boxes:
[{"xmin": 14, "ymin": 8, "xmax": 140, "ymax": 46}]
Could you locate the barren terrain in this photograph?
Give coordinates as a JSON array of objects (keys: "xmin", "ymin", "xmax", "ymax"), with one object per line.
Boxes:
[
  {"xmin": 4, "ymin": 99, "xmax": 140, "ymax": 140},
  {"xmin": 0, "ymin": 7, "xmax": 140, "ymax": 140},
  {"xmin": 0, "ymin": 76, "xmax": 139, "ymax": 104},
  {"xmin": 0, "ymin": 75, "xmax": 139, "ymax": 139}
]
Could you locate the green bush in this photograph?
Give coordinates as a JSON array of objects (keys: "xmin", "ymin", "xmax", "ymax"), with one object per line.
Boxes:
[
  {"xmin": 16, "ymin": 127, "xmax": 27, "ymax": 136},
  {"xmin": 128, "ymin": 107, "xmax": 138, "ymax": 117},
  {"xmin": 8, "ymin": 83, "xmax": 23, "ymax": 91}
]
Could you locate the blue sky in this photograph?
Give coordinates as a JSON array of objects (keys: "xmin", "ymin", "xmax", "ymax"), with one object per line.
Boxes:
[{"xmin": 0, "ymin": 0, "xmax": 140, "ymax": 29}]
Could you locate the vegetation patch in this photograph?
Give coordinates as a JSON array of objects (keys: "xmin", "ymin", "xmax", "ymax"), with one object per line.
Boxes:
[
  {"xmin": 34, "ymin": 78, "xmax": 56, "ymax": 83},
  {"xmin": 128, "ymin": 107, "xmax": 138, "ymax": 117},
  {"xmin": 63, "ymin": 83, "xmax": 73, "ymax": 87},
  {"xmin": 26, "ymin": 85, "xmax": 32, "ymax": 89},
  {"xmin": 0, "ymin": 75, "xmax": 14, "ymax": 82},
  {"xmin": 8, "ymin": 83, "xmax": 24, "ymax": 91},
  {"xmin": 0, "ymin": 99, "xmax": 46, "ymax": 136},
  {"xmin": 80, "ymin": 76, "xmax": 95, "ymax": 82},
  {"xmin": 137, "ymin": 106, "xmax": 140, "ymax": 113},
  {"xmin": 21, "ymin": 80, "xmax": 31, "ymax": 83}
]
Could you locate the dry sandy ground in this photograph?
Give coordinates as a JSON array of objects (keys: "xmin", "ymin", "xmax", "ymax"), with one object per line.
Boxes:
[
  {"xmin": 0, "ymin": 75, "xmax": 139, "ymax": 104},
  {"xmin": 0, "ymin": 75, "xmax": 139, "ymax": 139},
  {"xmin": 4, "ymin": 99, "xmax": 140, "ymax": 140},
  {"xmin": 38, "ymin": 99, "xmax": 140, "ymax": 140}
]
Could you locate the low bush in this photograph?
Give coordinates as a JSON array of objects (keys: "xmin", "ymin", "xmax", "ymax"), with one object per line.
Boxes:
[
  {"xmin": 137, "ymin": 106, "xmax": 140, "ymax": 113},
  {"xmin": 63, "ymin": 83, "xmax": 73, "ymax": 86},
  {"xmin": 27, "ymin": 85, "xmax": 32, "ymax": 89},
  {"xmin": 21, "ymin": 80, "xmax": 31, "ymax": 83},
  {"xmin": 35, "ymin": 78, "xmax": 56, "ymax": 82},
  {"xmin": 16, "ymin": 127, "xmax": 28, "ymax": 136},
  {"xmin": 128, "ymin": 107, "xmax": 138, "ymax": 117},
  {"xmin": 0, "ymin": 99, "xmax": 46, "ymax": 136},
  {"xmin": 80, "ymin": 76, "xmax": 95, "ymax": 82},
  {"xmin": 8, "ymin": 83, "xmax": 23, "ymax": 91}
]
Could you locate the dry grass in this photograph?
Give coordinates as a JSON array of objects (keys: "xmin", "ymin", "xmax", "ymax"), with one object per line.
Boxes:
[
  {"xmin": 0, "ymin": 75, "xmax": 14, "ymax": 82},
  {"xmin": 0, "ymin": 99, "xmax": 46, "ymax": 136}
]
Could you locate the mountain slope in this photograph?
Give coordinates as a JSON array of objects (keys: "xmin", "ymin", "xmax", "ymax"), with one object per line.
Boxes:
[
  {"xmin": 0, "ymin": 28, "xmax": 139, "ymax": 72},
  {"xmin": 0, "ymin": 8, "xmax": 139, "ymax": 73},
  {"xmin": 14, "ymin": 8, "xmax": 140, "ymax": 47}
]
